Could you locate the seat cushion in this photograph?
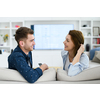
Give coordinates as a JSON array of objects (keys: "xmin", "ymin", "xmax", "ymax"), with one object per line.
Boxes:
[
  {"xmin": 89, "ymin": 60, "xmax": 100, "ymax": 68},
  {"xmin": 57, "ymin": 64, "xmax": 100, "ymax": 81},
  {"xmin": 0, "ymin": 68, "xmax": 56, "ymax": 83}
]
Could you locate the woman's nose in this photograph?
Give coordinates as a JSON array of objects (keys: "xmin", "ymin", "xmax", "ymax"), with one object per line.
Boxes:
[{"xmin": 63, "ymin": 40, "xmax": 65, "ymax": 44}]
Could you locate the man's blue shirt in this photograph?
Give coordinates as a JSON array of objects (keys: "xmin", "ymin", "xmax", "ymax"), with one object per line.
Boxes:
[{"xmin": 8, "ymin": 46, "xmax": 43, "ymax": 83}]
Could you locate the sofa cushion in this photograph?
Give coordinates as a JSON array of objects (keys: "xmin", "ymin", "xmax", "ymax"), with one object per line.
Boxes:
[
  {"xmin": 84, "ymin": 52, "xmax": 90, "ymax": 58},
  {"xmin": 0, "ymin": 68, "xmax": 56, "ymax": 83},
  {"xmin": 36, "ymin": 68, "xmax": 56, "ymax": 82},
  {"xmin": 92, "ymin": 51, "xmax": 100, "ymax": 63},
  {"xmin": 89, "ymin": 47, "xmax": 100, "ymax": 60},
  {"xmin": 95, "ymin": 51, "xmax": 100, "ymax": 60},
  {"xmin": 57, "ymin": 64, "xmax": 100, "ymax": 81},
  {"xmin": 89, "ymin": 60, "xmax": 100, "ymax": 68}
]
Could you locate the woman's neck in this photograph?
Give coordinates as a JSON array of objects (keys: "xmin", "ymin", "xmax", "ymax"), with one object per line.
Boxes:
[{"xmin": 68, "ymin": 50, "xmax": 75, "ymax": 59}]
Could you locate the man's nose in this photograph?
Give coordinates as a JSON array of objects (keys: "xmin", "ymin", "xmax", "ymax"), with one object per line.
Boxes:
[{"xmin": 33, "ymin": 41, "xmax": 36, "ymax": 45}]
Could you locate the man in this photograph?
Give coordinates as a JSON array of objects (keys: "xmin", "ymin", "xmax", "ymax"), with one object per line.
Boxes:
[{"xmin": 8, "ymin": 27, "xmax": 48, "ymax": 83}]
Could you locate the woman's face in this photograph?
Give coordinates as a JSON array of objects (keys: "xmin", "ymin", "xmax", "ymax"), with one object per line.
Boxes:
[{"xmin": 63, "ymin": 34, "xmax": 75, "ymax": 51}]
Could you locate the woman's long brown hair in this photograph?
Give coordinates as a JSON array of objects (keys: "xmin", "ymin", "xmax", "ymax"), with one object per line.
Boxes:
[{"xmin": 68, "ymin": 30, "xmax": 84, "ymax": 57}]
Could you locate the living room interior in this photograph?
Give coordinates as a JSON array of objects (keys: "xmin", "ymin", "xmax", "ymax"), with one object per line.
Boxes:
[
  {"xmin": 1, "ymin": 0, "xmax": 100, "ymax": 99},
  {"xmin": 0, "ymin": 17, "xmax": 100, "ymax": 68},
  {"xmin": 0, "ymin": 17, "xmax": 100, "ymax": 84}
]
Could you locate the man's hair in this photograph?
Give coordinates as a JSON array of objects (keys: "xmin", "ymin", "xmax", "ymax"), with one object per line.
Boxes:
[
  {"xmin": 68, "ymin": 30, "xmax": 84, "ymax": 57},
  {"xmin": 15, "ymin": 27, "xmax": 34, "ymax": 44}
]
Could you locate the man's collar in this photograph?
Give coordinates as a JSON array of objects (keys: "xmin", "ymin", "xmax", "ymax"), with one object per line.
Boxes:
[{"xmin": 16, "ymin": 45, "xmax": 29, "ymax": 59}]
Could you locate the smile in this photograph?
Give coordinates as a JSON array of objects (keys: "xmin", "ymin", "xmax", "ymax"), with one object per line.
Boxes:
[{"xmin": 65, "ymin": 46, "xmax": 68, "ymax": 48}]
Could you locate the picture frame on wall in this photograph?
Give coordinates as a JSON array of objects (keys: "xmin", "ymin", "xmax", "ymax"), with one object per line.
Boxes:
[{"xmin": 93, "ymin": 27, "xmax": 99, "ymax": 36}]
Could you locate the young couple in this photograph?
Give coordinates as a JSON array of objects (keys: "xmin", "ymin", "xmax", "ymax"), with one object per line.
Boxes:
[{"xmin": 8, "ymin": 27, "xmax": 89, "ymax": 83}]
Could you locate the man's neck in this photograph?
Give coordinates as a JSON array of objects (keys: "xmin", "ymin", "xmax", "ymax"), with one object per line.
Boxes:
[{"xmin": 19, "ymin": 45, "xmax": 29, "ymax": 55}]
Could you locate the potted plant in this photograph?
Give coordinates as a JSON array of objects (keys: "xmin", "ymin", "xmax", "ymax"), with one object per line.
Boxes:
[{"xmin": 3, "ymin": 34, "xmax": 9, "ymax": 46}]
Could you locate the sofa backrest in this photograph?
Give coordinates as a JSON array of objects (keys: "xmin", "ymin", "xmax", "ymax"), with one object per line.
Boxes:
[{"xmin": 84, "ymin": 52, "xmax": 90, "ymax": 59}]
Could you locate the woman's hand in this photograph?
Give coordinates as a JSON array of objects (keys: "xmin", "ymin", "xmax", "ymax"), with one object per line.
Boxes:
[
  {"xmin": 77, "ymin": 44, "xmax": 85, "ymax": 55},
  {"xmin": 72, "ymin": 44, "xmax": 84, "ymax": 65}
]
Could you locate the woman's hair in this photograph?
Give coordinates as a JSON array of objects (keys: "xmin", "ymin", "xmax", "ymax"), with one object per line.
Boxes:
[
  {"xmin": 68, "ymin": 30, "xmax": 84, "ymax": 56},
  {"xmin": 15, "ymin": 27, "xmax": 34, "ymax": 44}
]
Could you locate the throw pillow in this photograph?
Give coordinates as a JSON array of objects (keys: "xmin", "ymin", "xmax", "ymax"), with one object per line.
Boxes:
[
  {"xmin": 95, "ymin": 51, "xmax": 100, "ymax": 60},
  {"xmin": 92, "ymin": 51, "xmax": 100, "ymax": 63},
  {"xmin": 89, "ymin": 47, "xmax": 100, "ymax": 60}
]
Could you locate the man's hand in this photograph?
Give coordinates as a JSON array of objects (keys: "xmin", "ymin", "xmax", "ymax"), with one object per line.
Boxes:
[{"xmin": 39, "ymin": 63, "xmax": 48, "ymax": 72}]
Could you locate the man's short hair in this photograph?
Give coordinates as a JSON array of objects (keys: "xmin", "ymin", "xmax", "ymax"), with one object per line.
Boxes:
[{"xmin": 15, "ymin": 27, "xmax": 34, "ymax": 44}]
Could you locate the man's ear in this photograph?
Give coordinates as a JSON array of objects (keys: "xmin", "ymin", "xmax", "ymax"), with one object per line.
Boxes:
[{"xmin": 19, "ymin": 41, "xmax": 24, "ymax": 47}]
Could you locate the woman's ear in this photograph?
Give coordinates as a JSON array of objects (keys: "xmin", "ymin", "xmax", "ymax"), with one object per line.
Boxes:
[{"xmin": 19, "ymin": 41, "xmax": 24, "ymax": 47}]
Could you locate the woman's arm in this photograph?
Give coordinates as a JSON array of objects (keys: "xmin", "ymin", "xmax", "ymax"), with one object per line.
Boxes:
[
  {"xmin": 68, "ymin": 54, "xmax": 89, "ymax": 76},
  {"xmin": 72, "ymin": 44, "xmax": 84, "ymax": 65},
  {"xmin": 68, "ymin": 44, "xmax": 89, "ymax": 76}
]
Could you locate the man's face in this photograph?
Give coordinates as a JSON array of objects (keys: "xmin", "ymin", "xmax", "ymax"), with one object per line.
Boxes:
[{"xmin": 23, "ymin": 34, "xmax": 35, "ymax": 52}]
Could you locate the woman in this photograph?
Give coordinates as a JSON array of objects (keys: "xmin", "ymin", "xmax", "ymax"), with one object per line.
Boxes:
[{"xmin": 61, "ymin": 30, "xmax": 89, "ymax": 76}]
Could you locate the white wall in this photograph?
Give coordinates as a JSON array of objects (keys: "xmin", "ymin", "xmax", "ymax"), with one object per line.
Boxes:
[
  {"xmin": 32, "ymin": 50, "xmax": 63, "ymax": 68},
  {"xmin": 0, "ymin": 50, "xmax": 63, "ymax": 68}
]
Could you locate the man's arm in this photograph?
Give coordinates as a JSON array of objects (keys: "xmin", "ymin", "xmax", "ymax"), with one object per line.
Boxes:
[{"xmin": 13, "ymin": 54, "xmax": 43, "ymax": 83}]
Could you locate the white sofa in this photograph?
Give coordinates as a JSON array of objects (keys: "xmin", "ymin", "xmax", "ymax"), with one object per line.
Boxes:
[{"xmin": 0, "ymin": 52, "xmax": 100, "ymax": 84}]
